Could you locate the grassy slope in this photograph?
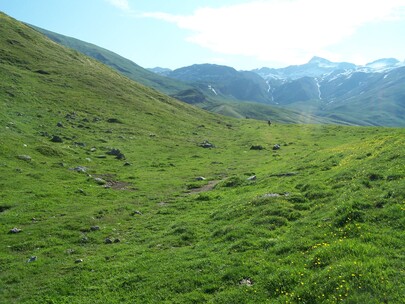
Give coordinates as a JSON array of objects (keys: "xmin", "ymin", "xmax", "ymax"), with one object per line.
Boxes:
[
  {"xmin": 29, "ymin": 24, "xmax": 193, "ymax": 95},
  {"xmin": 1, "ymin": 13, "xmax": 404, "ymax": 303}
]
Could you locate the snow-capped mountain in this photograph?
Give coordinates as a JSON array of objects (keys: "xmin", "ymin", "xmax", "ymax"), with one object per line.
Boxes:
[
  {"xmin": 252, "ymin": 56, "xmax": 404, "ymax": 104},
  {"xmin": 254, "ymin": 56, "xmax": 404, "ymax": 80},
  {"xmin": 253, "ymin": 56, "xmax": 356, "ymax": 80},
  {"xmin": 252, "ymin": 57, "xmax": 405, "ymax": 126}
]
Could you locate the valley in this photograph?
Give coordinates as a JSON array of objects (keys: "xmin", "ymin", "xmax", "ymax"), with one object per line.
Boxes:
[{"xmin": 0, "ymin": 12, "xmax": 404, "ymax": 303}]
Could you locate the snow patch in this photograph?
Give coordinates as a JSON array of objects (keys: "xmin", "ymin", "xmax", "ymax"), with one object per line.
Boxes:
[
  {"xmin": 315, "ymin": 78, "xmax": 322, "ymax": 100},
  {"xmin": 208, "ymin": 85, "xmax": 218, "ymax": 95}
]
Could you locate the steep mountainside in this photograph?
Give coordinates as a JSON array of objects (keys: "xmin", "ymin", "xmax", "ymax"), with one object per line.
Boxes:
[
  {"xmin": 30, "ymin": 25, "xmax": 192, "ymax": 95},
  {"xmin": 167, "ymin": 64, "xmax": 273, "ymax": 104}
]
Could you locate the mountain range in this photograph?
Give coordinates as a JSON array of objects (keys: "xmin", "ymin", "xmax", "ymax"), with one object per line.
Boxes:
[
  {"xmin": 151, "ymin": 57, "xmax": 405, "ymax": 126},
  {"xmin": 31, "ymin": 24, "xmax": 405, "ymax": 126},
  {"xmin": 32, "ymin": 25, "xmax": 332, "ymax": 124}
]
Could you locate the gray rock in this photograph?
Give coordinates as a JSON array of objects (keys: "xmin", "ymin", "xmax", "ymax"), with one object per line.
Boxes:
[
  {"xmin": 107, "ymin": 118, "xmax": 122, "ymax": 123},
  {"xmin": 71, "ymin": 166, "xmax": 87, "ymax": 173},
  {"xmin": 106, "ymin": 148, "xmax": 125, "ymax": 160},
  {"xmin": 199, "ymin": 140, "xmax": 215, "ymax": 148},
  {"xmin": 105, "ymin": 238, "xmax": 113, "ymax": 244},
  {"xmin": 75, "ymin": 259, "xmax": 83, "ymax": 263},
  {"xmin": 273, "ymin": 144, "xmax": 281, "ymax": 150},
  {"xmin": 56, "ymin": 122, "xmax": 64, "ymax": 128},
  {"xmin": 51, "ymin": 135, "xmax": 63, "ymax": 143},
  {"xmin": 27, "ymin": 256, "xmax": 37, "ymax": 263},
  {"xmin": 9, "ymin": 227, "xmax": 22, "ymax": 234},
  {"xmin": 195, "ymin": 176, "xmax": 206, "ymax": 181},
  {"xmin": 250, "ymin": 145, "xmax": 264, "ymax": 150},
  {"xmin": 239, "ymin": 278, "xmax": 253, "ymax": 286},
  {"xmin": 94, "ymin": 178, "xmax": 107, "ymax": 185},
  {"xmin": 247, "ymin": 175, "xmax": 257, "ymax": 181},
  {"xmin": 17, "ymin": 155, "xmax": 31, "ymax": 161},
  {"xmin": 90, "ymin": 226, "xmax": 100, "ymax": 231}
]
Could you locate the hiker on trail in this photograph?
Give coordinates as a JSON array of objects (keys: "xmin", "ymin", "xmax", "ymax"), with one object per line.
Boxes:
[{"xmin": 268, "ymin": 120, "xmax": 272, "ymax": 126}]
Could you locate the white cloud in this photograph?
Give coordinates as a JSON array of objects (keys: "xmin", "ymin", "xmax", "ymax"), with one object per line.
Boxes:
[
  {"xmin": 106, "ymin": 0, "xmax": 130, "ymax": 11},
  {"xmin": 144, "ymin": 0, "xmax": 405, "ymax": 65}
]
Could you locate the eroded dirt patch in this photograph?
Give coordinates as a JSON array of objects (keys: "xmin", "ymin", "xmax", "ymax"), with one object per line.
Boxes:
[{"xmin": 187, "ymin": 180, "xmax": 220, "ymax": 194}]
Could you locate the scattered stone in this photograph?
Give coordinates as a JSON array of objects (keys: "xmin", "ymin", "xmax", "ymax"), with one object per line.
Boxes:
[
  {"xmin": 90, "ymin": 226, "xmax": 100, "ymax": 231},
  {"xmin": 123, "ymin": 162, "xmax": 132, "ymax": 166},
  {"xmin": 9, "ymin": 227, "xmax": 22, "ymax": 234},
  {"xmin": 71, "ymin": 166, "xmax": 87, "ymax": 173},
  {"xmin": 106, "ymin": 148, "xmax": 125, "ymax": 160},
  {"xmin": 76, "ymin": 189, "xmax": 86, "ymax": 195},
  {"xmin": 66, "ymin": 249, "xmax": 75, "ymax": 254},
  {"xmin": 65, "ymin": 112, "xmax": 76, "ymax": 120},
  {"xmin": 107, "ymin": 118, "xmax": 122, "ymax": 123},
  {"xmin": 74, "ymin": 142, "xmax": 86, "ymax": 147},
  {"xmin": 131, "ymin": 210, "xmax": 142, "ymax": 216},
  {"xmin": 273, "ymin": 144, "xmax": 281, "ymax": 150},
  {"xmin": 35, "ymin": 69, "xmax": 50, "ymax": 75},
  {"xmin": 75, "ymin": 259, "xmax": 83, "ymax": 264},
  {"xmin": 95, "ymin": 155, "xmax": 107, "ymax": 159},
  {"xmin": 104, "ymin": 237, "xmax": 120, "ymax": 244},
  {"xmin": 262, "ymin": 193, "xmax": 290, "ymax": 198},
  {"xmin": 239, "ymin": 278, "xmax": 253, "ymax": 286},
  {"xmin": 195, "ymin": 176, "xmax": 206, "ymax": 181},
  {"xmin": 56, "ymin": 122, "xmax": 64, "ymax": 128},
  {"xmin": 90, "ymin": 147, "xmax": 97, "ymax": 152},
  {"xmin": 81, "ymin": 235, "xmax": 89, "ymax": 243},
  {"xmin": 94, "ymin": 178, "xmax": 107, "ymax": 185},
  {"xmin": 115, "ymin": 153, "xmax": 125, "ymax": 160},
  {"xmin": 268, "ymin": 172, "xmax": 297, "ymax": 177},
  {"xmin": 199, "ymin": 140, "xmax": 215, "ymax": 148},
  {"xmin": 39, "ymin": 131, "xmax": 49, "ymax": 137},
  {"xmin": 51, "ymin": 135, "xmax": 63, "ymax": 143},
  {"xmin": 247, "ymin": 175, "xmax": 257, "ymax": 181},
  {"xmin": 250, "ymin": 145, "xmax": 264, "ymax": 150},
  {"xmin": 27, "ymin": 256, "xmax": 37, "ymax": 263},
  {"xmin": 17, "ymin": 155, "xmax": 31, "ymax": 161}
]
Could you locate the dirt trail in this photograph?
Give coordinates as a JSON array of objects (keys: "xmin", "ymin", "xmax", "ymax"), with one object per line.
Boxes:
[{"xmin": 187, "ymin": 180, "xmax": 220, "ymax": 194}]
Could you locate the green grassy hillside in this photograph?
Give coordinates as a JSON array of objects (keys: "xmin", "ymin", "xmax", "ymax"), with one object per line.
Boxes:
[
  {"xmin": 1, "ymin": 12, "xmax": 404, "ymax": 304},
  {"xmin": 29, "ymin": 24, "xmax": 193, "ymax": 95}
]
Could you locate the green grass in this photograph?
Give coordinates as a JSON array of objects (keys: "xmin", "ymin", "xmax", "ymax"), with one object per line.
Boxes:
[{"xmin": 1, "ymin": 12, "xmax": 404, "ymax": 303}]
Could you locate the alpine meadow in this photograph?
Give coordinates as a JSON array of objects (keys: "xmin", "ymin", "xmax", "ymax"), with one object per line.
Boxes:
[{"xmin": 0, "ymin": 12, "xmax": 404, "ymax": 304}]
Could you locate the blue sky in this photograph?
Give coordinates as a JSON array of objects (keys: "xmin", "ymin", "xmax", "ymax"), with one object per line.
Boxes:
[{"xmin": 1, "ymin": 0, "xmax": 405, "ymax": 70}]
